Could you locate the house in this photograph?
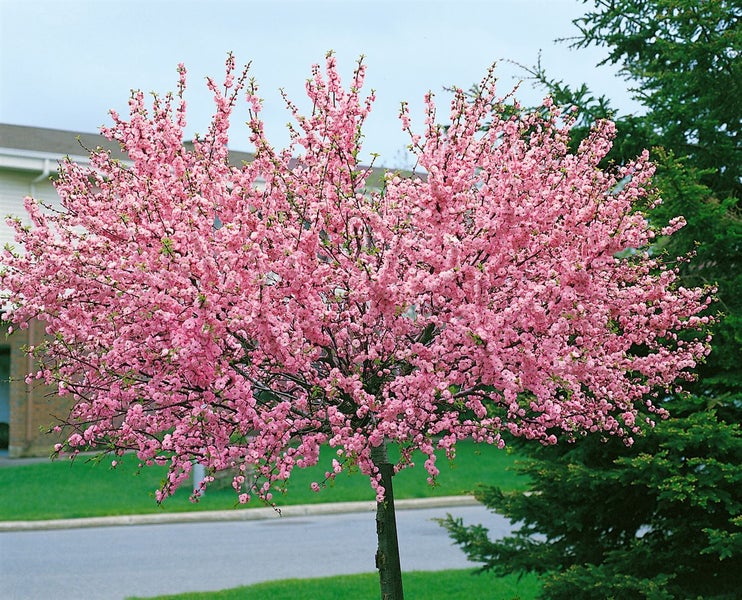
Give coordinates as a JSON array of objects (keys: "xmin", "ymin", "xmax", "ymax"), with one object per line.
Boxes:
[
  {"xmin": 0, "ymin": 124, "xmax": 128, "ymax": 455},
  {"xmin": 0, "ymin": 124, "xmax": 256, "ymax": 456},
  {"xmin": 0, "ymin": 124, "xmax": 132, "ymax": 455}
]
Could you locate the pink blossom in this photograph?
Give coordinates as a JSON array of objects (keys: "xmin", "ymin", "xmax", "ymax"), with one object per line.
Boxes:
[{"xmin": 0, "ymin": 54, "xmax": 712, "ymax": 505}]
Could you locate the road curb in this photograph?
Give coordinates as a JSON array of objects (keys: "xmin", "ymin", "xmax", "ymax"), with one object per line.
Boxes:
[{"xmin": 0, "ymin": 495, "xmax": 479, "ymax": 532}]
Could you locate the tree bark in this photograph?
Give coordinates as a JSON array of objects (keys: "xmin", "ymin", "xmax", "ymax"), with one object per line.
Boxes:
[{"xmin": 371, "ymin": 441, "xmax": 404, "ymax": 600}]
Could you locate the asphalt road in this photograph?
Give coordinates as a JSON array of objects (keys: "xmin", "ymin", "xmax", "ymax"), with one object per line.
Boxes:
[{"xmin": 0, "ymin": 504, "xmax": 512, "ymax": 600}]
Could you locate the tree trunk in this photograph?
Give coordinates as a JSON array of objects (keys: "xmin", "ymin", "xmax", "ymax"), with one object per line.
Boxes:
[{"xmin": 371, "ymin": 441, "xmax": 404, "ymax": 600}]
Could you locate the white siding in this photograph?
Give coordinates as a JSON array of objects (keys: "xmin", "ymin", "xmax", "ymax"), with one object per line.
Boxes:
[{"xmin": 0, "ymin": 170, "xmax": 60, "ymax": 251}]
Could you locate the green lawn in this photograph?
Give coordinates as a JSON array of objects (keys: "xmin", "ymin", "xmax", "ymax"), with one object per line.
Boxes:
[
  {"xmin": 127, "ymin": 569, "xmax": 542, "ymax": 600},
  {"xmin": 0, "ymin": 440, "xmax": 527, "ymax": 520}
]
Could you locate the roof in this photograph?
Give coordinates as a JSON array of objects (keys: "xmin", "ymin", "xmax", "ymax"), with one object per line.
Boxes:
[
  {"xmin": 0, "ymin": 123, "xmax": 257, "ymax": 165},
  {"xmin": 0, "ymin": 123, "xmax": 128, "ymax": 161},
  {"xmin": 0, "ymin": 123, "xmax": 392, "ymax": 186}
]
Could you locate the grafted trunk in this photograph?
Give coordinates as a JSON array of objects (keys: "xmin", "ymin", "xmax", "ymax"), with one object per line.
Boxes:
[{"xmin": 371, "ymin": 441, "xmax": 404, "ymax": 600}]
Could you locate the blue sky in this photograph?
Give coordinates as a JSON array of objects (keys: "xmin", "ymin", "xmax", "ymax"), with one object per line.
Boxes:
[{"xmin": 0, "ymin": 0, "xmax": 640, "ymax": 167}]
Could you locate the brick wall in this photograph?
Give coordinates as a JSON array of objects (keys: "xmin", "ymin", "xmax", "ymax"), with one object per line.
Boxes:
[{"xmin": 4, "ymin": 320, "xmax": 71, "ymax": 457}]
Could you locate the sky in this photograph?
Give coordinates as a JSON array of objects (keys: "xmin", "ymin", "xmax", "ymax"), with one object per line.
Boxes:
[{"xmin": 0, "ymin": 0, "xmax": 641, "ymax": 168}]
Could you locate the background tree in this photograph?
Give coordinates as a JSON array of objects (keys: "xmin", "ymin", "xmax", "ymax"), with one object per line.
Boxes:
[
  {"xmin": 573, "ymin": 0, "xmax": 741, "ymax": 199},
  {"xmin": 443, "ymin": 1, "xmax": 742, "ymax": 598},
  {"xmin": 1, "ymin": 54, "xmax": 711, "ymax": 599}
]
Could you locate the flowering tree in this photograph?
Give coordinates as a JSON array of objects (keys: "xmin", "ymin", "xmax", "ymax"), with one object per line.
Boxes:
[{"xmin": 1, "ymin": 54, "xmax": 711, "ymax": 599}]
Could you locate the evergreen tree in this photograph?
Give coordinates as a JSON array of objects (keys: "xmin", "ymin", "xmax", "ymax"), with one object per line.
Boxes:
[{"xmin": 443, "ymin": 1, "xmax": 742, "ymax": 597}]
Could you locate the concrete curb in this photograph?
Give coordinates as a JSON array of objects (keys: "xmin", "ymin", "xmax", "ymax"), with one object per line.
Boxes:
[{"xmin": 0, "ymin": 495, "xmax": 479, "ymax": 532}]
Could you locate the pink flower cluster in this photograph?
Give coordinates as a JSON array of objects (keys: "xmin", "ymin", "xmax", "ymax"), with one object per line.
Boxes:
[{"xmin": 0, "ymin": 54, "xmax": 712, "ymax": 504}]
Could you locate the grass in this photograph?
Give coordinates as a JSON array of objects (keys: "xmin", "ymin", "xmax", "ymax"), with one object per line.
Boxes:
[
  {"xmin": 0, "ymin": 440, "xmax": 527, "ymax": 520},
  {"xmin": 126, "ymin": 569, "xmax": 542, "ymax": 600}
]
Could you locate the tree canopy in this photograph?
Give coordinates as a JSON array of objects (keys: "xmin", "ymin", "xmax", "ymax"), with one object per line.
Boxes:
[{"xmin": 2, "ymin": 54, "xmax": 710, "ymax": 500}]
